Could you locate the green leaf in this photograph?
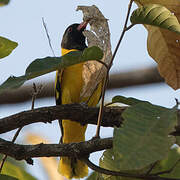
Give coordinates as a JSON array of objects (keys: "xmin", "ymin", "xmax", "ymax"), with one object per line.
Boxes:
[
  {"xmin": 0, "ymin": 36, "xmax": 18, "ymax": 59},
  {"xmin": 82, "ymin": 46, "xmax": 103, "ymax": 60},
  {"xmin": 0, "ymin": 174, "xmax": 18, "ymax": 180},
  {"xmin": 130, "ymin": 4, "xmax": 180, "ymax": 34},
  {"xmin": 1, "ymin": 161, "xmax": 37, "ymax": 180},
  {"xmin": 0, "ymin": 46, "xmax": 103, "ymax": 94},
  {"xmin": 113, "ymin": 102, "xmax": 177, "ymax": 171},
  {"xmin": 112, "ymin": 95, "xmax": 147, "ymax": 105}
]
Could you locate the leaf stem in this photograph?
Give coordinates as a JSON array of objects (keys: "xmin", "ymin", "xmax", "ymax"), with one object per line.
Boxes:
[{"xmin": 95, "ymin": 0, "xmax": 134, "ymax": 138}]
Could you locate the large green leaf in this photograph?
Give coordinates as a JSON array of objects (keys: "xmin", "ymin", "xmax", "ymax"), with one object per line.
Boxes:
[
  {"xmin": 0, "ymin": 36, "xmax": 18, "ymax": 59},
  {"xmin": 0, "ymin": 174, "xmax": 18, "ymax": 180},
  {"xmin": 113, "ymin": 102, "xmax": 177, "ymax": 171},
  {"xmin": 0, "ymin": 46, "xmax": 103, "ymax": 94},
  {"xmin": 130, "ymin": 4, "xmax": 180, "ymax": 34},
  {"xmin": 1, "ymin": 161, "xmax": 37, "ymax": 180}
]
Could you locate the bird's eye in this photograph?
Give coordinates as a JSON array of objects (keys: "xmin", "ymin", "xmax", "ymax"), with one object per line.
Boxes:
[{"xmin": 68, "ymin": 27, "xmax": 72, "ymax": 32}]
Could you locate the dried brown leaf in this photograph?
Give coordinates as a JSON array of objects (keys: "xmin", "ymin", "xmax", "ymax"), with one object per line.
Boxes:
[
  {"xmin": 135, "ymin": 0, "xmax": 180, "ymax": 90},
  {"xmin": 76, "ymin": 5, "xmax": 112, "ymax": 98}
]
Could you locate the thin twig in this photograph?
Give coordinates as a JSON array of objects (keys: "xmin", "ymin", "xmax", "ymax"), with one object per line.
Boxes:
[
  {"xmin": 42, "ymin": 17, "xmax": 56, "ymax": 57},
  {"xmin": 0, "ymin": 83, "xmax": 41, "ymax": 173},
  {"xmin": 95, "ymin": 0, "xmax": 134, "ymax": 138},
  {"xmin": 31, "ymin": 83, "xmax": 43, "ymax": 110},
  {"xmin": 125, "ymin": 24, "xmax": 135, "ymax": 31}
]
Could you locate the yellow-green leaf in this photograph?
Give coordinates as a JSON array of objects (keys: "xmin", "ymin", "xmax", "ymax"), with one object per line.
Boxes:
[
  {"xmin": 131, "ymin": 4, "xmax": 180, "ymax": 34},
  {"xmin": 0, "ymin": 46, "xmax": 103, "ymax": 94},
  {"xmin": 113, "ymin": 102, "xmax": 177, "ymax": 171},
  {"xmin": 1, "ymin": 161, "xmax": 37, "ymax": 180},
  {"xmin": 0, "ymin": 36, "xmax": 18, "ymax": 59}
]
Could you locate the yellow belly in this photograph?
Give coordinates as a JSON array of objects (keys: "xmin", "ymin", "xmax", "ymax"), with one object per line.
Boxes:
[{"xmin": 57, "ymin": 48, "xmax": 102, "ymax": 179}]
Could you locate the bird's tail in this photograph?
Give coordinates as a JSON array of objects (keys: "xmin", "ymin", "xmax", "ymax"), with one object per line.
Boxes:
[{"xmin": 58, "ymin": 157, "xmax": 88, "ymax": 179}]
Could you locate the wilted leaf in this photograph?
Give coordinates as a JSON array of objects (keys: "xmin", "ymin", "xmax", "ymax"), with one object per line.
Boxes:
[
  {"xmin": 1, "ymin": 161, "xmax": 37, "ymax": 180},
  {"xmin": 0, "ymin": 36, "xmax": 18, "ymax": 59},
  {"xmin": 0, "ymin": 46, "xmax": 103, "ymax": 94},
  {"xmin": 113, "ymin": 102, "xmax": 177, "ymax": 171},
  {"xmin": 131, "ymin": 4, "xmax": 180, "ymax": 34},
  {"xmin": 77, "ymin": 5, "xmax": 112, "ymax": 98},
  {"xmin": 0, "ymin": 174, "xmax": 18, "ymax": 180},
  {"xmin": 134, "ymin": 0, "xmax": 180, "ymax": 90},
  {"xmin": 112, "ymin": 95, "xmax": 147, "ymax": 105}
]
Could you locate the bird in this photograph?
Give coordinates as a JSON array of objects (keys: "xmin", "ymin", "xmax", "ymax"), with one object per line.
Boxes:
[{"xmin": 55, "ymin": 21, "xmax": 102, "ymax": 179}]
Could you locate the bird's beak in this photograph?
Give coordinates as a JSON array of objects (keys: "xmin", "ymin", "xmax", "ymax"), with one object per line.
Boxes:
[{"xmin": 77, "ymin": 20, "xmax": 89, "ymax": 31}]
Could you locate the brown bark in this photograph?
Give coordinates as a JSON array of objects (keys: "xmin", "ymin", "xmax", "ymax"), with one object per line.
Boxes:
[
  {"xmin": 0, "ymin": 137, "xmax": 112, "ymax": 163},
  {"xmin": 0, "ymin": 104, "xmax": 124, "ymax": 134}
]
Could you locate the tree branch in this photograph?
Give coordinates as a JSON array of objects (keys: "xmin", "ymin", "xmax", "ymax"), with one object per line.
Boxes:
[
  {"xmin": 0, "ymin": 67, "xmax": 163, "ymax": 105},
  {"xmin": 0, "ymin": 137, "xmax": 178, "ymax": 180},
  {"xmin": 0, "ymin": 104, "xmax": 124, "ymax": 134},
  {"xmin": 1, "ymin": 103, "xmax": 180, "ymax": 136},
  {"xmin": 0, "ymin": 137, "xmax": 112, "ymax": 163}
]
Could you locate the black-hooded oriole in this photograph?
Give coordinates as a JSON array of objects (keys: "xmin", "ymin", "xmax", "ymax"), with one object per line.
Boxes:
[{"xmin": 55, "ymin": 21, "xmax": 102, "ymax": 179}]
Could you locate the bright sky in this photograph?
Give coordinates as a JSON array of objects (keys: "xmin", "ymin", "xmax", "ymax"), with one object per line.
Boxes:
[{"xmin": 0, "ymin": 1, "xmax": 180, "ymax": 180}]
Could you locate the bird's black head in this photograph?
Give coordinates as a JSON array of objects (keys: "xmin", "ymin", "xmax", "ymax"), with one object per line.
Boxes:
[{"xmin": 61, "ymin": 22, "xmax": 88, "ymax": 51}]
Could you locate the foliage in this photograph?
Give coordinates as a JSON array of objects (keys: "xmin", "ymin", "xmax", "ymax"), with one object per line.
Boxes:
[
  {"xmin": 113, "ymin": 102, "xmax": 177, "ymax": 171},
  {"xmin": 98, "ymin": 100, "xmax": 178, "ymax": 179}
]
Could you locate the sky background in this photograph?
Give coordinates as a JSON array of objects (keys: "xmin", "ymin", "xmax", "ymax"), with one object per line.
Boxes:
[{"xmin": 0, "ymin": 0, "xmax": 180, "ymax": 180}]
